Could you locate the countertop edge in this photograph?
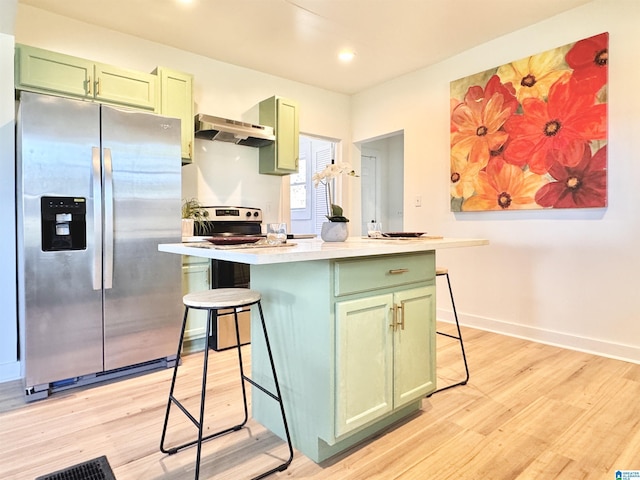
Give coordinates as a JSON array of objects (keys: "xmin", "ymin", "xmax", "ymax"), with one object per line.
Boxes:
[{"xmin": 159, "ymin": 237, "xmax": 489, "ymax": 265}]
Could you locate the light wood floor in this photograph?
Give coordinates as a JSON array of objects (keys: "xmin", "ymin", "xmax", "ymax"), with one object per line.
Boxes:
[{"xmin": 1, "ymin": 323, "xmax": 639, "ymax": 480}]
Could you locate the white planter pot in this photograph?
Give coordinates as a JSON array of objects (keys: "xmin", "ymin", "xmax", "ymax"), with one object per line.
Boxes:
[
  {"xmin": 320, "ymin": 221, "xmax": 348, "ymax": 242},
  {"xmin": 181, "ymin": 218, "xmax": 194, "ymax": 238}
]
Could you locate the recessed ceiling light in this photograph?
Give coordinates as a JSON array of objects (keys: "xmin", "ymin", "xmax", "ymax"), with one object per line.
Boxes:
[{"xmin": 338, "ymin": 50, "xmax": 355, "ymax": 63}]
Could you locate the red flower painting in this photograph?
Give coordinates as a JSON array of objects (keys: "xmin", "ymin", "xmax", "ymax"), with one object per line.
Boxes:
[{"xmin": 450, "ymin": 32, "xmax": 608, "ymax": 211}]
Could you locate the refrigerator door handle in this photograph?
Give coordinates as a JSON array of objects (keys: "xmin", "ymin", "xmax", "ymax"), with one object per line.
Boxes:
[
  {"xmin": 103, "ymin": 147, "xmax": 114, "ymax": 289},
  {"xmin": 92, "ymin": 147, "xmax": 102, "ymax": 291}
]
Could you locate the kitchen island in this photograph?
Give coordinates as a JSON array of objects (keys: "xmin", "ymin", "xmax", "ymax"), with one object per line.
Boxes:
[{"xmin": 159, "ymin": 236, "xmax": 487, "ymax": 462}]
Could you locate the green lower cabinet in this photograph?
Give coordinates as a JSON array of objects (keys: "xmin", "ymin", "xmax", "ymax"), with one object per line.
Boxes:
[
  {"xmin": 249, "ymin": 252, "xmax": 436, "ymax": 463},
  {"xmin": 334, "ymin": 294, "xmax": 394, "ymax": 437},
  {"xmin": 181, "ymin": 256, "xmax": 210, "ymax": 353},
  {"xmin": 393, "ymin": 286, "xmax": 437, "ymax": 406},
  {"xmin": 334, "ymin": 286, "xmax": 436, "ymax": 438}
]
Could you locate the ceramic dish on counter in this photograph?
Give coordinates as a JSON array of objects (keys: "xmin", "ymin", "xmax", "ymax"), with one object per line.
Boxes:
[
  {"xmin": 382, "ymin": 232, "xmax": 426, "ymax": 238},
  {"xmin": 205, "ymin": 235, "xmax": 263, "ymax": 245}
]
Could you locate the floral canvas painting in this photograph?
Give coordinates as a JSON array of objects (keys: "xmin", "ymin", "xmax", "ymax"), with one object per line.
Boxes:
[{"xmin": 450, "ymin": 32, "xmax": 608, "ymax": 211}]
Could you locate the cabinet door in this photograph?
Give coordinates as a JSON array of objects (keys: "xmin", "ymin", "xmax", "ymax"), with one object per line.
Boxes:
[
  {"xmin": 16, "ymin": 44, "xmax": 92, "ymax": 98},
  {"xmin": 259, "ymin": 96, "xmax": 299, "ymax": 175},
  {"xmin": 156, "ymin": 67, "xmax": 194, "ymax": 162},
  {"xmin": 393, "ymin": 286, "xmax": 436, "ymax": 407},
  {"xmin": 275, "ymin": 97, "xmax": 299, "ymax": 171},
  {"xmin": 94, "ymin": 63, "xmax": 157, "ymax": 110},
  {"xmin": 334, "ymin": 294, "xmax": 394, "ymax": 437},
  {"xmin": 182, "ymin": 258, "xmax": 211, "ymax": 345}
]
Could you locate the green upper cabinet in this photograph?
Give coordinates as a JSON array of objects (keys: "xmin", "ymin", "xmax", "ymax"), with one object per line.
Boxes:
[
  {"xmin": 154, "ymin": 67, "xmax": 194, "ymax": 163},
  {"xmin": 93, "ymin": 63, "xmax": 156, "ymax": 110},
  {"xmin": 259, "ymin": 95, "xmax": 299, "ymax": 175},
  {"xmin": 15, "ymin": 44, "xmax": 157, "ymax": 111}
]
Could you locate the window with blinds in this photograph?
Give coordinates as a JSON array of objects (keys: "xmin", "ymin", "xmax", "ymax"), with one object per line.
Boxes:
[{"xmin": 290, "ymin": 135, "xmax": 336, "ymax": 235}]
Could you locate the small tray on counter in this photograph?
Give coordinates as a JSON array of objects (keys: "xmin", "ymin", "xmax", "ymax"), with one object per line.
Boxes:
[
  {"xmin": 367, "ymin": 233, "xmax": 444, "ymax": 240},
  {"xmin": 204, "ymin": 235, "xmax": 262, "ymax": 245}
]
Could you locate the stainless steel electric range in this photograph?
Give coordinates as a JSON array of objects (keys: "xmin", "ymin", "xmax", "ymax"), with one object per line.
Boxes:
[{"xmin": 188, "ymin": 206, "xmax": 263, "ymax": 351}]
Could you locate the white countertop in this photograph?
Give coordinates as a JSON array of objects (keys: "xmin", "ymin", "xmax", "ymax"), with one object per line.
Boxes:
[{"xmin": 158, "ymin": 236, "xmax": 489, "ymax": 265}]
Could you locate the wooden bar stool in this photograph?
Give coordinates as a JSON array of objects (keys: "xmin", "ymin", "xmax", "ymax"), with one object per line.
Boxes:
[
  {"xmin": 429, "ymin": 267, "xmax": 470, "ymax": 396},
  {"xmin": 160, "ymin": 288, "xmax": 294, "ymax": 480}
]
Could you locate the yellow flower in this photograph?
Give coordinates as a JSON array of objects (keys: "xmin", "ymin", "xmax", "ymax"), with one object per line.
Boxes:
[
  {"xmin": 497, "ymin": 49, "xmax": 569, "ymax": 103},
  {"xmin": 450, "ymin": 149, "xmax": 482, "ymax": 200}
]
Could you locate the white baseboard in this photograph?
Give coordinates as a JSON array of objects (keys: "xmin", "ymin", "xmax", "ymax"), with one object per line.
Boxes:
[
  {"xmin": 0, "ymin": 361, "xmax": 21, "ymax": 383},
  {"xmin": 437, "ymin": 308, "xmax": 640, "ymax": 365}
]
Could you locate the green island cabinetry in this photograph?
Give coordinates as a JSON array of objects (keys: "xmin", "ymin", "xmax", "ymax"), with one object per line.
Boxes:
[
  {"xmin": 154, "ymin": 67, "xmax": 194, "ymax": 164},
  {"xmin": 249, "ymin": 251, "xmax": 436, "ymax": 462},
  {"xmin": 15, "ymin": 44, "xmax": 156, "ymax": 110},
  {"xmin": 181, "ymin": 256, "xmax": 210, "ymax": 353},
  {"xmin": 258, "ymin": 96, "xmax": 299, "ymax": 175}
]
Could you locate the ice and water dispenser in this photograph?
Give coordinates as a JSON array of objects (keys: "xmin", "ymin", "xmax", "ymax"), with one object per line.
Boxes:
[{"xmin": 41, "ymin": 196, "xmax": 87, "ymax": 251}]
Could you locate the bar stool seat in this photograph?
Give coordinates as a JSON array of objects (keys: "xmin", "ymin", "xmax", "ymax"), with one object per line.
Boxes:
[
  {"xmin": 429, "ymin": 267, "xmax": 470, "ymax": 396},
  {"xmin": 183, "ymin": 288, "xmax": 261, "ymax": 309},
  {"xmin": 160, "ymin": 288, "xmax": 294, "ymax": 480}
]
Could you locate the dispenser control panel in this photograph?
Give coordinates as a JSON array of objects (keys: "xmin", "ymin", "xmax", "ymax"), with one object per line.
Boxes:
[{"xmin": 41, "ymin": 196, "xmax": 87, "ymax": 251}]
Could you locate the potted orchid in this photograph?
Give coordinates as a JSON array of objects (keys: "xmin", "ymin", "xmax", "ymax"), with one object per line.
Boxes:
[
  {"xmin": 313, "ymin": 162, "xmax": 358, "ymax": 241},
  {"xmin": 312, "ymin": 162, "xmax": 358, "ymax": 222}
]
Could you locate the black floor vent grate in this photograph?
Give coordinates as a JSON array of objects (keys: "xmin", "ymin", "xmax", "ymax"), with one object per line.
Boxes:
[{"xmin": 35, "ymin": 455, "xmax": 116, "ymax": 480}]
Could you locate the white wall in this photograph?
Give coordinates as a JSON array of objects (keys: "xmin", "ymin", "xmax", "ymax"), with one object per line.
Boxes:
[
  {"xmin": 352, "ymin": 0, "xmax": 640, "ymax": 363},
  {"xmin": 0, "ymin": 25, "xmax": 18, "ymax": 381}
]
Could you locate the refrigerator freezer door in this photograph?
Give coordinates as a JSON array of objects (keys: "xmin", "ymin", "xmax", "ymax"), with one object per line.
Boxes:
[
  {"xmin": 17, "ymin": 93, "xmax": 104, "ymax": 387},
  {"xmin": 100, "ymin": 105, "xmax": 183, "ymax": 370}
]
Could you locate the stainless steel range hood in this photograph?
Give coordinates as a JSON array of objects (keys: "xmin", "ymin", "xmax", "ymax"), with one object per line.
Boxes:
[{"xmin": 194, "ymin": 114, "xmax": 275, "ymax": 147}]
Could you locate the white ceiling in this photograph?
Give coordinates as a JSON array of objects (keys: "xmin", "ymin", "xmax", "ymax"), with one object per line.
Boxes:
[{"xmin": 19, "ymin": 0, "xmax": 593, "ymax": 94}]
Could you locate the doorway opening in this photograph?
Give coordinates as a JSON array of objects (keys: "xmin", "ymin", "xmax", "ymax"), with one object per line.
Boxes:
[
  {"xmin": 289, "ymin": 135, "xmax": 338, "ymax": 235},
  {"xmin": 360, "ymin": 132, "xmax": 404, "ymax": 235}
]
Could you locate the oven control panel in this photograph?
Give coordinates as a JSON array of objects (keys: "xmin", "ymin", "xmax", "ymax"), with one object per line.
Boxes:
[{"xmin": 203, "ymin": 206, "xmax": 262, "ymax": 223}]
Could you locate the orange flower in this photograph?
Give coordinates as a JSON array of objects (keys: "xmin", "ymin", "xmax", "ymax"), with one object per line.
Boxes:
[
  {"xmin": 450, "ymin": 75, "xmax": 517, "ymax": 167},
  {"xmin": 462, "ymin": 160, "xmax": 547, "ymax": 211}
]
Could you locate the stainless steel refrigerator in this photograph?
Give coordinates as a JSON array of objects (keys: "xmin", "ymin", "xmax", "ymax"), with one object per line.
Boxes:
[{"xmin": 16, "ymin": 92, "xmax": 183, "ymax": 401}]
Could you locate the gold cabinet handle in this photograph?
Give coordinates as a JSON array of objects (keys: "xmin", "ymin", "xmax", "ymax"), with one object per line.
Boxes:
[
  {"xmin": 86, "ymin": 75, "xmax": 92, "ymax": 95},
  {"xmin": 95, "ymin": 77, "xmax": 101, "ymax": 96},
  {"xmin": 389, "ymin": 304, "xmax": 398, "ymax": 331},
  {"xmin": 398, "ymin": 303, "xmax": 405, "ymax": 330},
  {"xmin": 388, "ymin": 268, "xmax": 409, "ymax": 275}
]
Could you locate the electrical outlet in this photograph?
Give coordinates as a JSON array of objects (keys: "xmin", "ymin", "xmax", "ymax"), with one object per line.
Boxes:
[{"xmin": 414, "ymin": 195, "xmax": 422, "ymax": 207}]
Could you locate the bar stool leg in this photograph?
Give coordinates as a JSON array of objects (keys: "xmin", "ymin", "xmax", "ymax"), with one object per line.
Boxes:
[
  {"xmin": 194, "ymin": 308, "xmax": 214, "ymax": 479},
  {"xmin": 429, "ymin": 271, "xmax": 470, "ymax": 396},
  {"xmin": 255, "ymin": 301, "xmax": 294, "ymax": 475},
  {"xmin": 160, "ymin": 292, "xmax": 293, "ymax": 480},
  {"xmin": 232, "ymin": 309, "xmax": 250, "ymax": 424},
  {"xmin": 160, "ymin": 306, "xmax": 189, "ymax": 454},
  {"xmin": 161, "ymin": 307, "xmax": 246, "ymax": 479}
]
